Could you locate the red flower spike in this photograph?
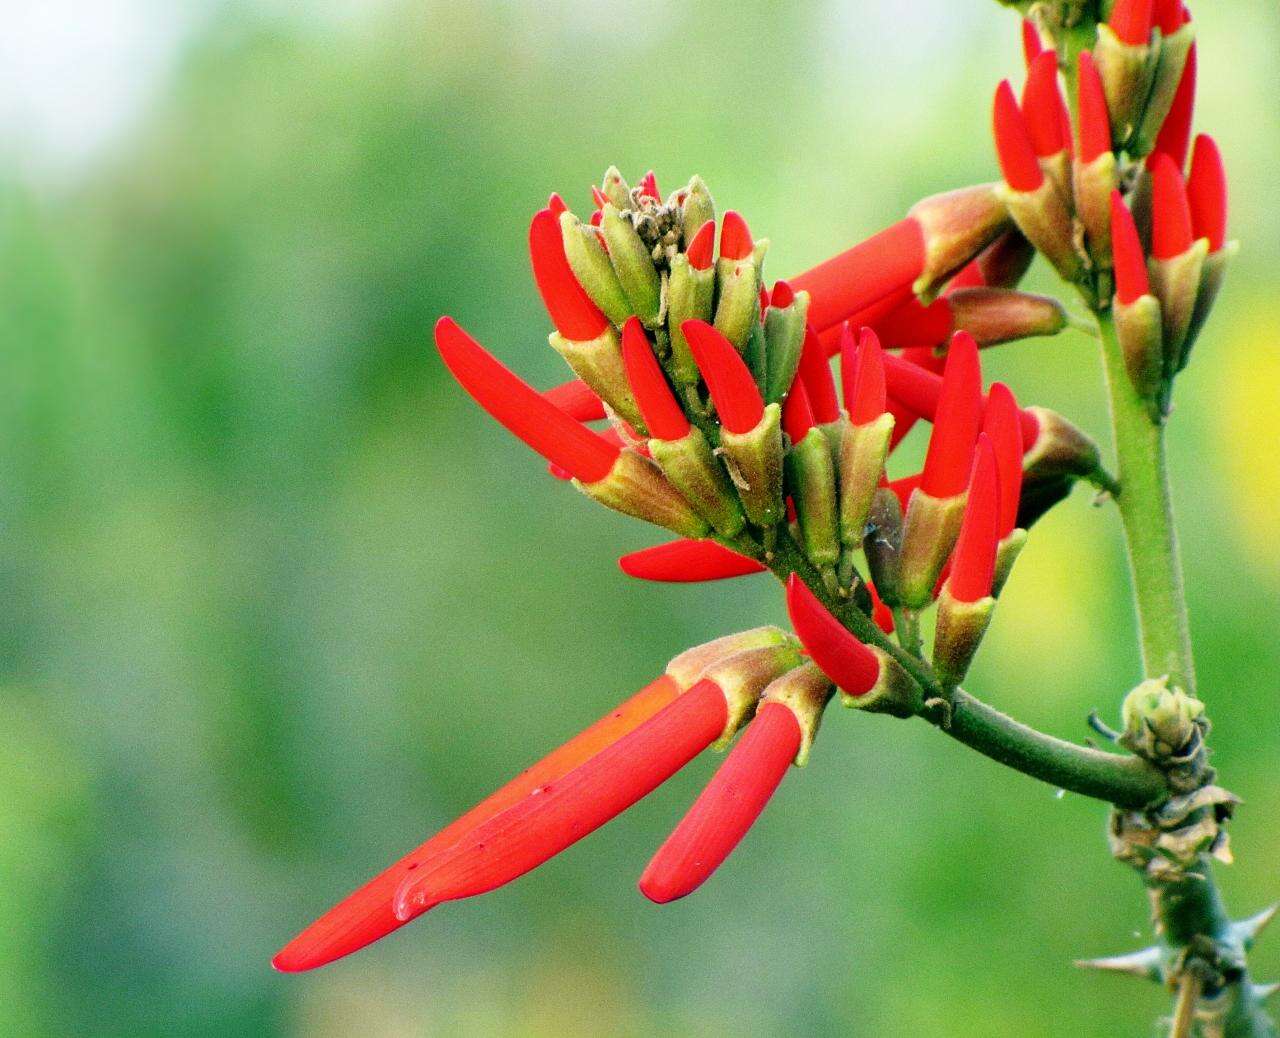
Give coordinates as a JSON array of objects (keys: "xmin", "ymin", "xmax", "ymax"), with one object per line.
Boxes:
[
  {"xmin": 618, "ymin": 540, "xmax": 766, "ymax": 582},
  {"xmin": 392, "ymin": 680, "xmax": 730, "ymax": 915},
  {"xmin": 1111, "ymin": 191, "xmax": 1151, "ymax": 304},
  {"xmin": 621, "ymin": 317, "xmax": 691, "ymax": 441},
  {"xmin": 1077, "ymin": 52, "xmax": 1113, "ymax": 164},
  {"xmin": 1187, "ymin": 134, "xmax": 1228, "ymax": 252},
  {"xmin": 686, "ymin": 220, "xmax": 715, "ymax": 271},
  {"xmin": 1023, "ymin": 52, "xmax": 1067, "ymax": 158},
  {"xmin": 1109, "ymin": 0, "xmax": 1153, "ymax": 46},
  {"xmin": 272, "ymin": 674, "xmax": 683, "ymax": 972},
  {"xmin": 993, "ymin": 80, "xmax": 1044, "ymax": 192},
  {"xmin": 981, "ymin": 382, "xmax": 1024, "ymax": 537},
  {"xmin": 847, "ymin": 328, "xmax": 887, "ymax": 426},
  {"xmin": 920, "ymin": 332, "xmax": 984, "ymax": 499},
  {"xmin": 949, "ymin": 435, "xmax": 1000, "ymax": 603},
  {"xmin": 1021, "ymin": 20, "xmax": 1043, "ymax": 67},
  {"xmin": 785, "ymin": 575, "xmax": 880, "ymax": 696},
  {"xmin": 790, "ymin": 218, "xmax": 926, "ymax": 334},
  {"xmin": 528, "ymin": 209, "xmax": 610, "ymax": 341},
  {"xmin": 720, "ymin": 211, "xmax": 754, "ymax": 261},
  {"xmin": 771, "ymin": 279, "xmax": 795, "ymax": 309},
  {"xmin": 781, "ymin": 378, "xmax": 816, "ymax": 444},
  {"xmin": 797, "ymin": 326, "xmax": 840, "ymax": 423},
  {"xmin": 683, "ymin": 320, "xmax": 765, "ymax": 435},
  {"xmin": 542, "ymin": 379, "xmax": 607, "ymax": 422},
  {"xmin": 1150, "ymin": 153, "xmax": 1195, "ymax": 259},
  {"xmin": 1152, "ymin": 0, "xmax": 1184, "ymax": 34},
  {"xmin": 1152, "ymin": 44, "xmax": 1196, "ymax": 169},
  {"xmin": 638, "ymin": 700, "xmax": 799, "ymax": 904},
  {"xmin": 639, "ymin": 170, "xmax": 660, "ymax": 201},
  {"xmin": 435, "ymin": 317, "xmax": 619, "ymax": 483}
]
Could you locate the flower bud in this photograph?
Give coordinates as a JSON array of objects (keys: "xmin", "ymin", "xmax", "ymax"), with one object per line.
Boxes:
[
  {"xmin": 559, "ymin": 211, "xmax": 632, "ymax": 326},
  {"xmin": 618, "ymin": 539, "xmax": 765, "ymax": 583},
  {"xmin": 600, "ymin": 204, "xmax": 662, "ymax": 328},
  {"xmin": 577, "ymin": 449, "xmax": 710, "ymax": 539},
  {"xmin": 763, "ymin": 285, "xmax": 811, "ymax": 403},
  {"xmin": 650, "ymin": 429, "xmax": 746, "ymax": 539},
  {"xmin": 714, "ymin": 213, "xmax": 767, "ymax": 351},
  {"xmin": 1093, "ymin": 25, "xmax": 1156, "ymax": 150},
  {"xmin": 700, "ymin": 642, "xmax": 807, "ymax": 748},
  {"xmin": 680, "ymin": 175, "xmax": 715, "ymax": 247},
  {"xmin": 897, "ymin": 487, "xmax": 967, "ymax": 609},
  {"xmin": 757, "ymin": 661, "xmax": 834, "ymax": 765},
  {"xmin": 932, "ymin": 589, "xmax": 995, "ymax": 688},
  {"xmin": 863, "ymin": 487, "xmax": 904, "ymax": 607},
  {"xmin": 1074, "ymin": 52, "xmax": 1119, "ymax": 273},
  {"xmin": 991, "ymin": 528, "xmax": 1027, "ymax": 596},
  {"xmin": 719, "ymin": 403, "xmax": 785, "ymax": 528},
  {"xmin": 907, "ymin": 183, "xmax": 1012, "ymax": 300},
  {"xmin": 786, "ymin": 427, "xmax": 841, "ymax": 569},
  {"xmin": 599, "ymin": 165, "xmax": 631, "ymax": 209},
  {"xmin": 946, "ymin": 287, "xmax": 1069, "ymax": 345},
  {"xmin": 1120, "ymin": 677, "xmax": 1207, "ymax": 761},
  {"xmin": 664, "ymin": 626, "xmax": 793, "ymax": 688},
  {"xmin": 1129, "ymin": 20, "xmax": 1195, "ymax": 158},
  {"xmin": 1110, "ymin": 190, "xmax": 1165, "ymax": 404},
  {"xmin": 548, "ymin": 326, "xmax": 645, "ymax": 431},
  {"xmin": 1147, "ymin": 156, "xmax": 1208, "ymax": 367},
  {"xmin": 839, "ymin": 414, "xmax": 894, "ymax": 547},
  {"xmin": 667, "ymin": 252, "xmax": 716, "ymax": 387},
  {"xmin": 1021, "ymin": 405, "xmax": 1102, "ymax": 484}
]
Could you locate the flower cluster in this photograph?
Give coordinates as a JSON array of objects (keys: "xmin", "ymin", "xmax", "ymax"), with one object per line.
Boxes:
[{"xmin": 275, "ymin": 2, "xmax": 1230, "ymax": 976}]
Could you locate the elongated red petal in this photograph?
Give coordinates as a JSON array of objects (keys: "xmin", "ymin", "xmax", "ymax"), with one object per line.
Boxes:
[
  {"xmin": 622, "ymin": 317, "xmax": 690, "ymax": 440},
  {"xmin": 392, "ymin": 680, "xmax": 729, "ymax": 915},
  {"xmin": 639, "ymin": 701, "xmax": 799, "ymax": 903},
  {"xmin": 994, "ymin": 80, "xmax": 1044, "ymax": 192},
  {"xmin": 782, "ymin": 378, "xmax": 816, "ymax": 443},
  {"xmin": 1111, "ymin": 191, "xmax": 1151, "ymax": 304},
  {"xmin": 873, "ymin": 295, "xmax": 954, "ymax": 348},
  {"xmin": 1109, "ymin": 0, "xmax": 1152, "ymax": 45},
  {"xmin": 619, "ymin": 540, "xmax": 766, "ymax": 582},
  {"xmin": 686, "ymin": 220, "xmax": 715, "ymax": 270},
  {"xmin": 1150, "ymin": 152, "xmax": 1195, "ymax": 259},
  {"xmin": 591, "ymin": 185, "xmax": 609, "ymax": 210},
  {"xmin": 1021, "ymin": 20, "xmax": 1043, "ymax": 67},
  {"xmin": 921, "ymin": 333, "xmax": 983, "ymax": 498},
  {"xmin": 272, "ymin": 674, "xmax": 682, "ymax": 972},
  {"xmin": 543, "ymin": 379, "xmax": 606, "ymax": 422},
  {"xmin": 529, "ymin": 208, "xmax": 609, "ymax": 341},
  {"xmin": 1152, "ymin": 0, "xmax": 1185, "ymax": 34},
  {"xmin": 771, "ymin": 279, "xmax": 795, "ymax": 309},
  {"xmin": 846, "ymin": 328, "xmax": 887, "ymax": 425},
  {"xmin": 547, "ymin": 192, "xmax": 568, "ymax": 217},
  {"xmin": 639, "ymin": 170, "xmax": 660, "ymax": 201},
  {"xmin": 838, "ymin": 323, "xmax": 858, "ymax": 402},
  {"xmin": 1187, "ymin": 134, "xmax": 1227, "ymax": 252},
  {"xmin": 790, "ymin": 218, "xmax": 926, "ymax": 333},
  {"xmin": 981, "ymin": 382, "xmax": 1024, "ymax": 537},
  {"xmin": 720, "ymin": 211, "xmax": 754, "ymax": 261},
  {"xmin": 1152, "ymin": 44, "xmax": 1196, "ymax": 169},
  {"xmin": 797, "ymin": 326, "xmax": 840, "ymax": 423},
  {"xmin": 1023, "ymin": 52, "xmax": 1067, "ymax": 157},
  {"xmin": 683, "ymin": 320, "xmax": 765, "ymax": 434},
  {"xmin": 868, "ymin": 580, "xmax": 895, "ymax": 633},
  {"xmin": 435, "ymin": 317, "xmax": 619, "ymax": 482},
  {"xmin": 1077, "ymin": 52, "xmax": 1112, "ymax": 164},
  {"xmin": 785, "ymin": 575, "xmax": 880, "ymax": 695},
  {"xmin": 949, "ymin": 435, "xmax": 1000, "ymax": 603}
]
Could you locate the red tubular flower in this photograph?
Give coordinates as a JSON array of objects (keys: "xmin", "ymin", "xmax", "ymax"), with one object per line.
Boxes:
[
  {"xmin": 981, "ymin": 382, "xmax": 1024, "ymax": 538},
  {"xmin": 391, "ymin": 680, "xmax": 730, "ymax": 916},
  {"xmin": 543, "ymin": 379, "xmax": 606, "ymax": 422},
  {"xmin": 872, "ymin": 295, "xmax": 954, "ymax": 349},
  {"xmin": 272, "ymin": 674, "xmax": 683, "ymax": 971},
  {"xmin": 621, "ymin": 317, "xmax": 691, "ymax": 440},
  {"xmin": 638, "ymin": 700, "xmax": 799, "ymax": 904},
  {"xmin": 845, "ymin": 328, "xmax": 887, "ymax": 425},
  {"xmin": 720, "ymin": 211, "xmax": 754, "ymax": 261},
  {"xmin": 993, "ymin": 80, "xmax": 1044, "ymax": 192},
  {"xmin": 1150, "ymin": 153, "xmax": 1195, "ymax": 259},
  {"xmin": 920, "ymin": 332, "xmax": 984, "ymax": 499},
  {"xmin": 948, "ymin": 435, "xmax": 1000, "ymax": 603},
  {"xmin": 1023, "ymin": 52, "xmax": 1067, "ymax": 158},
  {"xmin": 639, "ymin": 170, "xmax": 660, "ymax": 201},
  {"xmin": 618, "ymin": 540, "xmax": 766, "ymax": 582},
  {"xmin": 528, "ymin": 209, "xmax": 610, "ymax": 341},
  {"xmin": 1152, "ymin": 44, "xmax": 1196, "ymax": 169},
  {"xmin": 880, "ymin": 351, "xmax": 1036, "ymax": 447},
  {"xmin": 435, "ymin": 317, "xmax": 619, "ymax": 483},
  {"xmin": 1111, "ymin": 191, "xmax": 1151, "ymax": 305},
  {"xmin": 683, "ymin": 320, "xmax": 765, "ymax": 434},
  {"xmin": 789, "ymin": 219, "xmax": 926, "ymax": 334},
  {"xmin": 686, "ymin": 220, "xmax": 715, "ymax": 271},
  {"xmin": 797, "ymin": 326, "xmax": 841, "ymax": 423},
  {"xmin": 1187, "ymin": 134, "xmax": 1227, "ymax": 252},
  {"xmin": 1109, "ymin": 0, "xmax": 1153, "ymax": 46},
  {"xmin": 1152, "ymin": 0, "xmax": 1185, "ymax": 34},
  {"xmin": 785, "ymin": 575, "xmax": 880, "ymax": 695},
  {"xmin": 1021, "ymin": 20, "xmax": 1043, "ymax": 67},
  {"xmin": 1077, "ymin": 52, "xmax": 1112, "ymax": 164},
  {"xmin": 781, "ymin": 378, "xmax": 816, "ymax": 443}
]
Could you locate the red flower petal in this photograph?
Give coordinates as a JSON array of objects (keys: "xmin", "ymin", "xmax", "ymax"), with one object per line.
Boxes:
[
  {"xmin": 683, "ymin": 320, "xmax": 765, "ymax": 434},
  {"xmin": 1109, "ymin": 0, "xmax": 1152, "ymax": 45},
  {"xmin": 529, "ymin": 208, "xmax": 609, "ymax": 341},
  {"xmin": 435, "ymin": 317, "xmax": 619, "ymax": 482},
  {"xmin": 1187, "ymin": 133, "xmax": 1227, "ymax": 252},
  {"xmin": 949, "ymin": 434, "xmax": 1000, "ymax": 603},
  {"xmin": 771, "ymin": 279, "xmax": 795, "ymax": 309},
  {"xmin": 1077, "ymin": 52, "xmax": 1112, "ymax": 164},
  {"xmin": 785, "ymin": 575, "xmax": 881, "ymax": 695},
  {"xmin": 638, "ymin": 701, "xmax": 799, "ymax": 903},
  {"xmin": 781, "ymin": 377, "xmax": 816, "ymax": 443},
  {"xmin": 1021, "ymin": 20, "xmax": 1043, "ymax": 67},
  {"xmin": 981, "ymin": 382, "xmax": 1024, "ymax": 537},
  {"xmin": 392, "ymin": 680, "xmax": 729, "ymax": 914},
  {"xmin": 618, "ymin": 540, "xmax": 766, "ymax": 582},
  {"xmin": 543, "ymin": 379, "xmax": 607, "ymax": 422},
  {"xmin": 873, "ymin": 295, "xmax": 954, "ymax": 349},
  {"xmin": 1150, "ymin": 152, "xmax": 1195, "ymax": 259},
  {"xmin": 271, "ymin": 674, "xmax": 683, "ymax": 972},
  {"xmin": 1023, "ymin": 52, "xmax": 1067, "ymax": 158},
  {"xmin": 921, "ymin": 332, "xmax": 984, "ymax": 499},
  {"xmin": 639, "ymin": 170, "xmax": 660, "ymax": 201},
  {"xmin": 797, "ymin": 326, "xmax": 841, "ymax": 423},
  {"xmin": 868, "ymin": 580, "xmax": 895, "ymax": 633},
  {"xmin": 622, "ymin": 317, "xmax": 691, "ymax": 440},
  {"xmin": 845, "ymin": 328, "xmax": 888, "ymax": 425},
  {"xmin": 686, "ymin": 220, "xmax": 715, "ymax": 271},
  {"xmin": 1152, "ymin": 44, "xmax": 1196, "ymax": 170},
  {"xmin": 1152, "ymin": 0, "xmax": 1185, "ymax": 35},
  {"xmin": 993, "ymin": 80, "xmax": 1044, "ymax": 192},
  {"xmin": 719, "ymin": 211, "xmax": 754, "ymax": 261},
  {"xmin": 1111, "ymin": 191, "xmax": 1151, "ymax": 304}
]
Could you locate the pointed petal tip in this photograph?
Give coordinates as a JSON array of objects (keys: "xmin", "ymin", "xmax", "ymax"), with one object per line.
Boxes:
[
  {"xmin": 1077, "ymin": 51, "xmax": 1113, "ymax": 163},
  {"xmin": 1109, "ymin": 0, "xmax": 1153, "ymax": 46},
  {"xmin": 719, "ymin": 211, "xmax": 753, "ymax": 261},
  {"xmin": 1150, "ymin": 152, "xmax": 1195, "ymax": 259},
  {"xmin": 785, "ymin": 575, "xmax": 880, "ymax": 696},
  {"xmin": 993, "ymin": 80, "xmax": 1044, "ymax": 192},
  {"xmin": 1187, "ymin": 133, "xmax": 1227, "ymax": 252},
  {"xmin": 1023, "ymin": 51, "xmax": 1067, "ymax": 158},
  {"xmin": 686, "ymin": 220, "xmax": 715, "ymax": 270},
  {"xmin": 682, "ymin": 320, "xmax": 765, "ymax": 434}
]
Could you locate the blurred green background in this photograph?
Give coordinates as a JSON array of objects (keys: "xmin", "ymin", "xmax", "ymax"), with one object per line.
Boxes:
[{"xmin": 3, "ymin": 1, "xmax": 1278, "ymax": 1035}]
